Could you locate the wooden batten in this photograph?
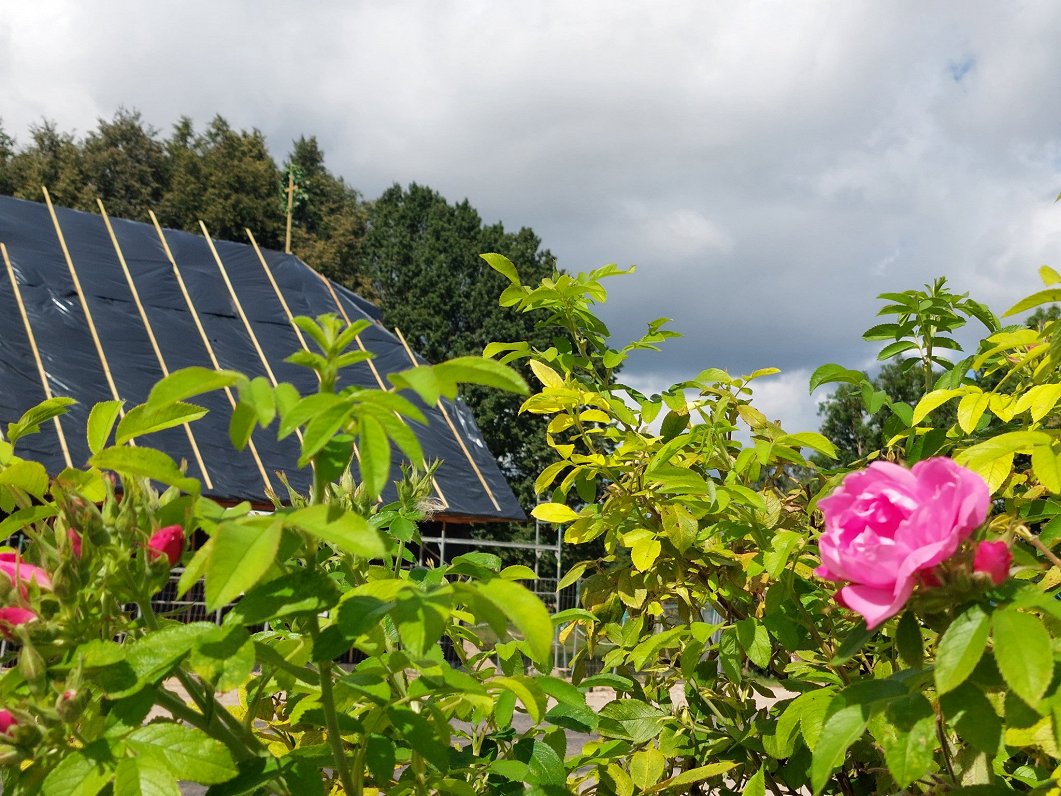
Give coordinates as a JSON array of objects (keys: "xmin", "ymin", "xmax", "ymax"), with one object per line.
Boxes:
[{"xmin": 1, "ymin": 242, "xmax": 73, "ymax": 468}]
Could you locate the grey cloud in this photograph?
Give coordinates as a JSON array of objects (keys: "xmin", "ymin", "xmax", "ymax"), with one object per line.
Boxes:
[{"xmin": 2, "ymin": 1, "xmax": 1061, "ymax": 431}]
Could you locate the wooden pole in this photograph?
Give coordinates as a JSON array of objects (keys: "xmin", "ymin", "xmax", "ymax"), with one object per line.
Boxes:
[
  {"xmin": 284, "ymin": 173, "xmax": 294, "ymax": 254},
  {"xmin": 148, "ymin": 211, "xmax": 273, "ymax": 493},
  {"xmin": 97, "ymin": 199, "xmax": 213, "ymax": 489},
  {"xmin": 1, "ymin": 243, "xmax": 73, "ymax": 468}
]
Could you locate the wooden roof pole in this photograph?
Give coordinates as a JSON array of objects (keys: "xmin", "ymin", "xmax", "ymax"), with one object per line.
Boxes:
[
  {"xmin": 96, "ymin": 199, "xmax": 213, "ymax": 490},
  {"xmin": 42, "ymin": 187, "xmax": 126, "ymax": 419},
  {"xmin": 1, "ymin": 242, "xmax": 73, "ymax": 468},
  {"xmin": 147, "ymin": 211, "xmax": 273, "ymax": 493}
]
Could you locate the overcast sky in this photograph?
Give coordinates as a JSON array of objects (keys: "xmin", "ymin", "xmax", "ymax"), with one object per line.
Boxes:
[{"xmin": 3, "ymin": 2, "xmax": 1061, "ymax": 434}]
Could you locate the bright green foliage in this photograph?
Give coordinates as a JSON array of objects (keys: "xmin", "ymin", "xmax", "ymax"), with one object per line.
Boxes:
[
  {"xmin": 6, "ymin": 248, "xmax": 1061, "ymax": 794},
  {"xmin": 0, "ymin": 313, "xmax": 578, "ymax": 795}
]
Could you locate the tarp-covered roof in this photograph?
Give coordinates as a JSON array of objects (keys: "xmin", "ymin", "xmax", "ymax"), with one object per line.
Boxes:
[{"xmin": 0, "ymin": 193, "xmax": 524, "ymax": 522}]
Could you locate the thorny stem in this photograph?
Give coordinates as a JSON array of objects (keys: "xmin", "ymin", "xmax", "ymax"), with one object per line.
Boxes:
[
  {"xmin": 937, "ymin": 711, "xmax": 956, "ymax": 782},
  {"xmin": 1016, "ymin": 525, "xmax": 1061, "ymax": 570}
]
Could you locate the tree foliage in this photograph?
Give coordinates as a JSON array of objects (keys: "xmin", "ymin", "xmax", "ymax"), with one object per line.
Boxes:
[{"xmin": 362, "ymin": 184, "xmax": 562, "ymax": 536}]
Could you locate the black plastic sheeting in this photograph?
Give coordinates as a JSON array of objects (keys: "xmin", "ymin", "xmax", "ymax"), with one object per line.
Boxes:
[{"xmin": 0, "ymin": 195, "xmax": 525, "ymax": 522}]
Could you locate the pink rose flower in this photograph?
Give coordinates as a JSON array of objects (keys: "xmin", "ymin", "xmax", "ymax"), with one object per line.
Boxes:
[
  {"xmin": 816, "ymin": 458, "xmax": 989, "ymax": 629},
  {"xmin": 973, "ymin": 540, "xmax": 1011, "ymax": 586},
  {"xmin": 0, "ymin": 709, "xmax": 15, "ymax": 736},
  {"xmin": 147, "ymin": 525, "xmax": 185, "ymax": 567},
  {"xmin": 0, "ymin": 553, "xmax": 51, "ymax": 593},
  {"xmin": 0, "ymin": 607, "xmax": 36, "ymax": 639}
]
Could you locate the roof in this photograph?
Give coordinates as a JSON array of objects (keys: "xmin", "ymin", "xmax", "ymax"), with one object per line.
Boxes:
[{"xmin": 0, "ymin": 193, "xmax": 525, "ymax": 522}]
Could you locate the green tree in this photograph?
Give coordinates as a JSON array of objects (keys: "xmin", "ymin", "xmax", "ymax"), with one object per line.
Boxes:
[
  {"xmin": 78, "ymin": 109, "xmax": 167, "ymax": 220},
  {"xmin": 282, "ymin": 136, "xmax": 369, "ymax": 294},
  {"xmin": 3, "ymin": 119, "xmax": 86, "ymax": 208},
  {"xmin": 816, "ymin": 361, "xmax": 946, "ymax": 466},
  {"xmin": 362, "ymin": 184, "xmax": 561, "ymax": 553},
  {"xmin": 158, "ymin": 116, "xmax": 283, "ymax": 245}
]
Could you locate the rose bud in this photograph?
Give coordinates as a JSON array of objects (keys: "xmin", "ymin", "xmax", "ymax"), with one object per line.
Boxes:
[
  {"xmin": 147, "ymin": 526, "xmax": 185, "ymax": 567},
  {"xmin": 0, "ymin": 710, "xmax": 15, "ymax": 736},
  {"xmin": 18, "ymin": 644, "xmax": 46, "ymax": 694},
  {"xmin": 0, "ymin": 607, "xmax": 37, "ymax": 640},
  {"xmin": 973, "ymin": 540, "xmax": 1012, "ymax": 586},
  {"xmin": 67, "ymin": 530, "xmax": 82, "ymax": 559},
  {"xmin": 0, "ymin": 554, "xmax": 51, "ymax": 593}
]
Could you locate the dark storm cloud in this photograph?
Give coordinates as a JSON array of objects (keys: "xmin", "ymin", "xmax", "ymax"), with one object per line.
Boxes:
[{"xmin": 2, "ymin": 1, "xmax": 1061, "ymax": 431}]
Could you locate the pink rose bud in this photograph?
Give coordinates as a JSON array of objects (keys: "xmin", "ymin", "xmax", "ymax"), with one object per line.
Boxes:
[
  {"xmin": 147, "ymin": 526, "xmax": 185, "ymax": 567},
  {"xmin": 973, "ymin": 540, "xmax": 1011, "ymax": 586},
  {"xmin": 0, "ymin": 709, "xmax": 16, "ymax": 736},
  {"xmin": 0, "ymin": 607, "xmax": 37, "ymax": 639},
  {"xmin": 815, "ymin": 458, "xmax": 989, "ymax": 629},
  {"xmin": 67, "ymin": 530, "xmax": 82, "ymax": 559},
  {"xmin": 0, "ymin": 554, "xmax": 51, "ymax": 593}
]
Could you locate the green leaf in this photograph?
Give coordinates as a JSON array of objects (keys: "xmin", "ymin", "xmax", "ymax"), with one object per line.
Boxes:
[
  {"xmin": 744, "ymin": 766, "xmax": 767, "ymax": 796},
  {"xmin": 41, "ymin": 741, "xmax": 113, "ymax": 796},
  {"xmin": 809, "ymin": 364, "xmax": 865, "ymax": 393},
  {"xmin": 8, "ymin": 396, "xmax": 76, "ymax": 444},
  {"xmin": 862, "ymin": 322, "xmax": 903, "ymax": 341},
  {"xmin": 114, "ymin": 754, "xmax": 179, "ymax": 796},
  {"xmin": 434, "ymin": 356, "xmax": 529, "ymax": 396},
  {"xmin": 284, "ymin": 504, "xmax": 387, "ymax": 559},
  {"xmin": 629, "ymin": 748, "xmax": 666, "ymax": 791},
  {"xmin": 228, "ymin": 569, "xmax": 341, "ymax": 626},
  {"xmin": 647, "ymin": 762, "xmax": 736, "ymax": 792},
  {"xmin": 556, "ymin": 561, "xmax": 588, "ymax": 591},
  {"xmin": 597, "ymin": 699, "xmax": 667, "ymax": 745},
  {"xmin": 911, "ymin": 389, "xmax": 961, "ymax": 425},
  {"xmin": 877, "ymin": 694, "xmax": 936, "ymax": 789},
  {"xmin": 992, "ymin": 608, "xmax": 1053, "ymax": 706},
  {"xmin": 957, "ymin": 392, "xmax": 990, "ymax": 434},
  {"xmin": 830, "ymin": 621, "xmax": 876, "ymax": 664},
  {"xmin": 1004, "ymin": 288, "xmax": 1061, "ymax": 317},
  {"xmin": 935, "ymin": 604, "xmax": 990, "ymax": 695},
  {"xmin": 735, "ymin": 617, "xmax": 771, "ymax": 669},
  {"xmin": 895, "ymin": 612, "xmax": 924, "ymax": 669},
  {"xmin": 147, "ymin": 367, "xmax": 241, "ymax": 405},
  {"xmin": 531, "ymin": 502, "xmax": 579, "ymax": 523},
  {"xmin": 940, "ymin": 682, "xmax": 1001, "ymax": 753},
  {"xmin": 777, "ymin": 432, "xmax": 837, "ymax": 459},
  {"xmin": 1032, "ymin": 446, "xmax": 1061, "ymax": 493},
  {"xmin": 205, "ymin": 519, "xmax": 282, "ymax": 609},
  {"xmin": 227, "ymin": 400, "xmax": 257, "ymax": 451},
  {"xmin": 90, "ymin": 446, "xmax": 200, "ymax": 494},
  {"xmin": 811, "ymin": 682, "xmax": 903, "ymax": 795},
  {"xmin": 0, "ymin": 504, "xmax": 57, "ymax": 538},
  {"xmin": 188, "ymin": 625, "xmax": 255, "ymax": 692},
  {"xmin": 481, "ymin": 252, "xmax": 520, "ymax": 285},
  {"xmin": 357, "ymin": 413, "xmax": 390, "ymax": 499},
  {"xmin": 126, "ymin": 722, "xmax": 237, "ymax": 784},
  {"xmin": 0, "ymin": 459, "xmax": 49, "ymax": 497},
  {"xmin": 298, "ymin": 399, "xmax": 353, "ymax": 465},
  {"xmin": 877, "ymin": 340, "xmax": 918, "ymax": 360},
  {"xmin": 476, "ymin": 577, "xmax": 553, "ymax": 668},
  {"xmin": 387, "ymin": 706, "xmax": 449, "ymax": 771},
  {"xmin": 87, "ymin": 400, "xmax": 123, "ymax": 454},
  {"xmin": 115, "ymin": 401, "xmax": 207, "ymax": 445}
]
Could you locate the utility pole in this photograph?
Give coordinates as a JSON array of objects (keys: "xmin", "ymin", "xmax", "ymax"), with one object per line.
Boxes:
[{"xmin": 284, "ymin": 172, "xmax": 295, "ymax": 254}]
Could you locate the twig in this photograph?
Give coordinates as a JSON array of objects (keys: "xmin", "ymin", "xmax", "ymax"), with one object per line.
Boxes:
[{"xmin": 1016, "ymin": 526, "xmax": 1061, "ymax": 570}]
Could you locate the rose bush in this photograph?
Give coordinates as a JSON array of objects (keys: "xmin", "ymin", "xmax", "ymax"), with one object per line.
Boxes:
[{"xmin": 0, "ymin": 254, "xmax": 1060, "ymax": 794}]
